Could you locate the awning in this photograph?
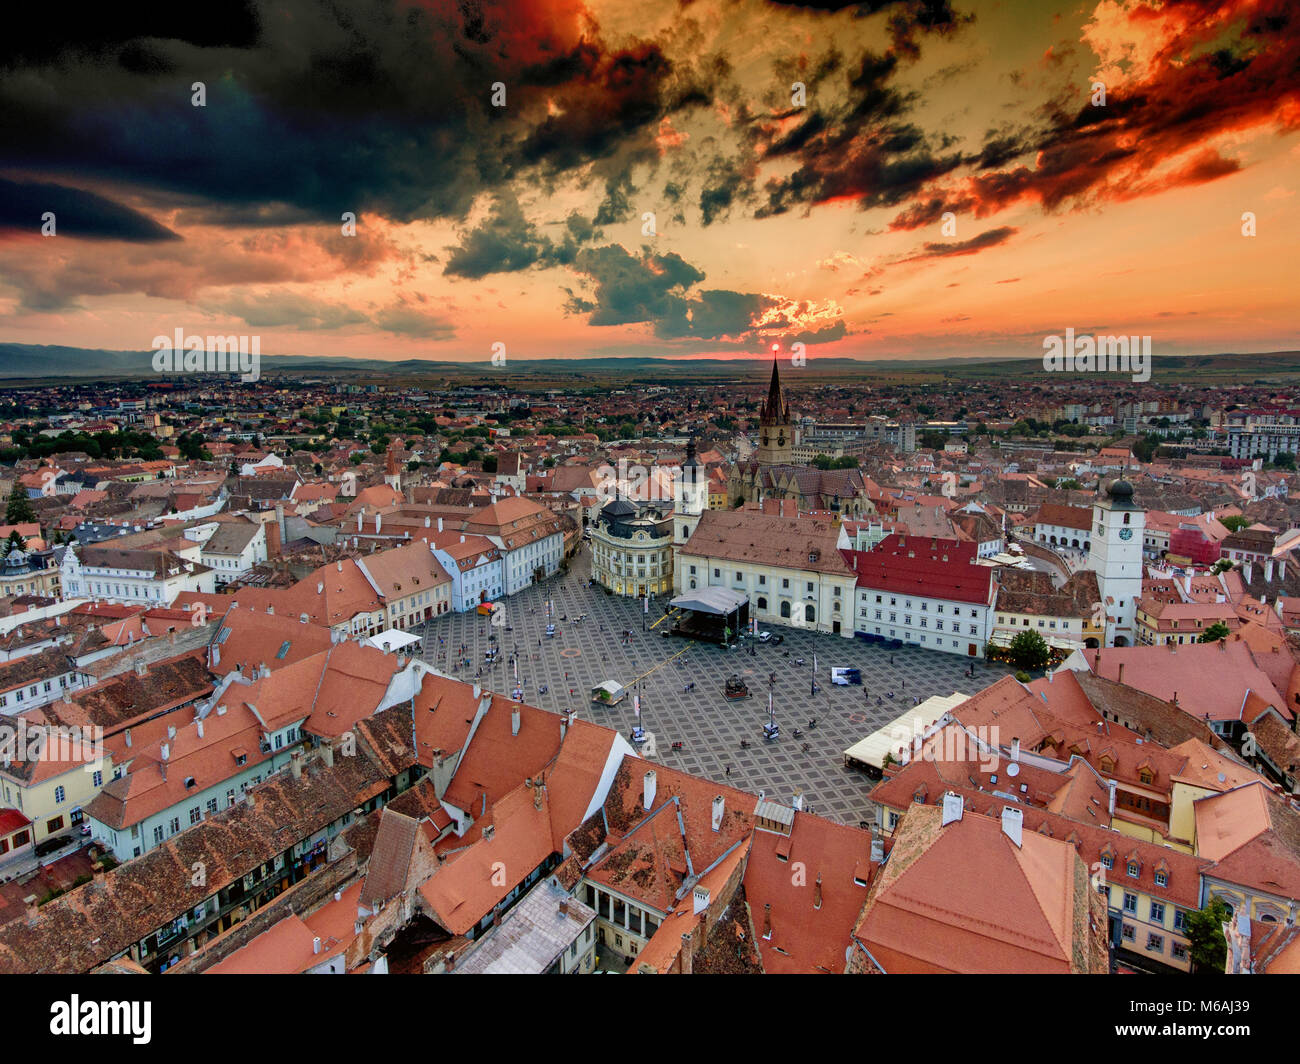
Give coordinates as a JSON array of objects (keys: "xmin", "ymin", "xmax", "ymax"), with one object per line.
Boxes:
[{"xmin": 669, "ymin": 588, "xmax": 748, "ymax": 616}]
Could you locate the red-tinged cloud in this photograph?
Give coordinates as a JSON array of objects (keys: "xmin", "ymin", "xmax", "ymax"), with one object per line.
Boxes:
[{"xmin": 889, "ymin": 0, "xmax": 1300, "ymax": 229}]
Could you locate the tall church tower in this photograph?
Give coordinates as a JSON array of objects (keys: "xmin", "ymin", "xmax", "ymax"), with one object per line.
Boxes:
[
  {"xmin": 674, "ymin": 437, "xmax": 707, "ymax": 547},
  {"xmin": 1087, "ymin": 479, "xmax": 1145, "ymax": 647},
  {"xmin": 756, "ymin": 358, "xmax": 797, "ymax": 467},
  {"xmin": 384, "ymin": 445, "xmax": 402, "ymax": 492}
]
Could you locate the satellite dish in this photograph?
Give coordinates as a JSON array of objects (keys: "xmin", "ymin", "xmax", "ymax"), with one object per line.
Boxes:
[{"xmin": 1007, "ymin": 762, "xmax": 1020, "ymax": 777}]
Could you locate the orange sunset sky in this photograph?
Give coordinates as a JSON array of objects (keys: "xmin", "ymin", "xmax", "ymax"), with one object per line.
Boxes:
[{"xmin": 1, "ymin": 0, "xmax": 1297, "ymax": 364}]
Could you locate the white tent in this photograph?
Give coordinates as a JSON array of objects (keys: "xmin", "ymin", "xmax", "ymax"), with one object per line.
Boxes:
[
  {"xmin": 363, "ymin": 629, "xmax": 421, "ymax": 655},
  {"xmin": 842, "ymin": 692, "xmax": 968, "ymax": 773}
]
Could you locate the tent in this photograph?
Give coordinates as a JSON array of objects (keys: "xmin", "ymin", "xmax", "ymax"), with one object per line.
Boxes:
[{"xmin": 842, "ymin": 692, "xmax": 967, "ymax": 774}]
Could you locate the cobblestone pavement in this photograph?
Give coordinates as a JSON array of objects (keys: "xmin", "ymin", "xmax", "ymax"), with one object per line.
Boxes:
[{"xmin": 414, "ymin": 546, "xmax": 1013, "ymax": 827}]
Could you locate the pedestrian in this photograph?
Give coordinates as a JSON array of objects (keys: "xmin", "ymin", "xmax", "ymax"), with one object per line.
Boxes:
[{"xmin": 725, "ymin": 766, "xmax": 731, "ymax": 777}]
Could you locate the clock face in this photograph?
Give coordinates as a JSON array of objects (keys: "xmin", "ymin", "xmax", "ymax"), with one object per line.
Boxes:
[{"xmin": 1119, "ymin": 527, "xmax": 1133, "ymax": 540}]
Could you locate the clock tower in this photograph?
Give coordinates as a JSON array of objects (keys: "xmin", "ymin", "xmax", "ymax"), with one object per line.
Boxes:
[
  {"xmin": 1087, "ymin": 479, "xmax": 1145, "ymax": 647},
  {"xmin": 756, "ymin": 357, "xmax": 797, "ymax": 467}
]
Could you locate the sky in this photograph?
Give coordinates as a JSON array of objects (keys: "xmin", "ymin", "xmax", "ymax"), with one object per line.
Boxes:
[{"xmin": 1, "ymin": 0, "xmax": 1297, "ymax": 365}]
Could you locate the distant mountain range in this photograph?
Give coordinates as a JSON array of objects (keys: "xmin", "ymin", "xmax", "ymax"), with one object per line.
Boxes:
[{"xmin": 1, "ymin": 342, "xmax": 1298, "ymax": 383}]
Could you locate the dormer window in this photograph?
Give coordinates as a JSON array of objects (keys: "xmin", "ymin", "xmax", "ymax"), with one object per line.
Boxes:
[
  {"xmin": 185, "ymin": 777, "xmax": 196, "ymax": 789},
  {"xmin": 1138, "ymin": 768, "xmax": 1153, "ymax": 785},
  {"xmin": 1154, "ymin": 870, "xmax": 1168, "ymax": 887}
]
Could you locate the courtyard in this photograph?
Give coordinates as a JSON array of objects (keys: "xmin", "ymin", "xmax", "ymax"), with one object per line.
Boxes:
[{"xmin": 415, "ymin": 548, "xmax": 1014, "ymax": 828}]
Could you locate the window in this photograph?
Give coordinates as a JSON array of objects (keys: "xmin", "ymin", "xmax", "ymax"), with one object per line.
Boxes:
[
  {"xmin": 1172, "ymin": 942, "xmax": 1188, "ymax": 962},
  {"xmin": 1146, "ymin": 933, "xmax": 1163, "ymax": 952},
  {"xmin": 1154, "ymin": 870, "xmax": 1167, "ymax": 888},
  {"xmin": 153, "ymin": 825, "xmax": 165, "ymax": 845},
  {"xmin": 92, "ymin": 770, "xmax": 102, "ymax": 787},
  {"xmin": 1127, "ymin": 861, "xmax": 1139, "ymax": 878},
  {"xmin": 1149, "ymin": 901, "xmax": 1165, "ymax": 923},
  {"xmin": 1123, "ymin": 892, "xmax": 1137, "ymax": 913},
  {"xmin": 168, "ymin": 816, "xmax": 180, "ymax": 835},
  {"xmin": 1121, "ymin": 923, "xmax": 1135, "ymax": 942},
  {"xmin": 1173, "ymin": 909, "xmax": 1188, "ymax": 932},
  {"xmin": 189, "ymin": 806, "xmax": 202, "ymax": 825},
  {"xmin": 54, "ymin": 786, "xmax": 65, "ymax": 804}
]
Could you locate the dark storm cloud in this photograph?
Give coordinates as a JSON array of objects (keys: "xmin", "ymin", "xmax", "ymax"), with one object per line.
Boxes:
[
  {"xmin": 564, "ymin": 243, "xmax": 781, "ymax": 341},
  {"xmin": 0, "ymin": 178, "xmax": 180, "ymax": 242},
  {"xmin": 444, "ymin": 194, "xmax": 556, "ymax": 279},
  {"xmin": 0, "ymin": 0, "xmax": 712, "ymax": 232}
]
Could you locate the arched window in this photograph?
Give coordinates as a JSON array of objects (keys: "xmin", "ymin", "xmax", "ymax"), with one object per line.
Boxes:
[
  {"xmin": 1123, "ymin": 513, "xmax": 1130, "ymax": 525},
  {"xmin": 780, "ymin": 601, "xmax": 791, "ymax": 618},
  {"xmin": 805, "ymin": 605, "xmax": 815, "ymax": 623},
  {"xmin": 756, "ymin": 596, "xmax": 768, "ymax": 610}
]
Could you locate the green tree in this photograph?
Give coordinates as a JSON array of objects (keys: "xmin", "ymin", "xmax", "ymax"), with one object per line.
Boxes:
[
  {"xmin": 1198, "ymin": 622, "xmax": 1231, "ymax": 643},
  {"xmin": 5, "ymin": 483, "xmax": 35, "ymax": 525},
  {"xmin": 1186, "ymin": 897, "xmax": 1229, "ymax": 973},
  {"xmin": 1219, "ymin": 515, "xmax": 1251, "ymax": 533},
  {"xmin": 1008, "ymin": 629, "xmax": 1051, "ymax": 672},
  {"xmin": 482, "ymin": 454, "xmax": 498, "ymax": 473}
]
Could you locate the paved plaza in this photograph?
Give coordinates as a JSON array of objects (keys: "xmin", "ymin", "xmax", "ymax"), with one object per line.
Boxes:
[{"xmin": 414, "ymin": 548, "xmax": 1014, "ymax": 827}]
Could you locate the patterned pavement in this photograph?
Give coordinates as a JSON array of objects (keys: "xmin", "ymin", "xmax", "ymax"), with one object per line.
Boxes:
[{"xmin": 414, "ymin": 547, "xmax": 1013, "ymax": 827}]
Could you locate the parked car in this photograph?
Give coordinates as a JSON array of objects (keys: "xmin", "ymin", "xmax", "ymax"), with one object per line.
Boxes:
[{"xmin": 757, "ymin": 631, "xmax": 772, "ymax": 642}]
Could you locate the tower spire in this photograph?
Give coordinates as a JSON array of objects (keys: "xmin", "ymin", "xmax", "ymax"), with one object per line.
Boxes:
[{"xmin": 762, "ymin": 356, "xmax": 786, "ymax": 425}]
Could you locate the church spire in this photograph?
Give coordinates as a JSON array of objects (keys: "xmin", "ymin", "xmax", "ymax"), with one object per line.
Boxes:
[{"xmin": 761, "ymin": 356, "xmax": 787, "ymax": 426}]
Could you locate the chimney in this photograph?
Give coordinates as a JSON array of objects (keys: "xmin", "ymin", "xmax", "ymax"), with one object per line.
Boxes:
[
  {"xmin": 1266, "ymin": 558, "xmax": 1275, "ymax": 583},
  {"xmin": 1001, "ymin": 805, "xmax": 1023, "ymax": 847},
  {"xmin": 511, "ymin": 707, "xmax": 521, "ymax": 737},
  {"xmin": 814, "ymin": 872, "xmax": 823, "ymax": 910},
  {"xmin": 1108, "ymin": 779, "xmax": 1117, "ymax": 815},
  {"xmin": 762, "ymin": 903, "xmax": 773, "ymax": 940},
  {"xmin": 1245, "ymin": 561, "xmax": 1253, "ymax": 584},
  {"xmin": 336, "ymin": 560, "xmax": 342, "ymax": 572},
  {"xmin": 23, "ymin": 895, "xmax": 38, "ymax": 926},
  {"xmin": 680, "ymin": 932, "xmax": 694, "ymax": 975},
  {"xmin": 196, "ymin": 719, "xmax": 204, "ymax": 739},
  {"xmin": 124, "ymin": 727, "xmax": 132, "ymax": 748},
  {"xmin": 321, "ymin": 742, "xmax": 334, "ymax": 767},
  {"xmin": 711, "ymin": 795, "xmax": 725, "ymax": 832},
  {"xmin": 425, "ymin": 516, "xmax": 430, "ymax": 528},
  {"xmin": 941, "ymin": 791, "xmax": 964, "ymax": 826},
  {"xmin": 133, "ymin": 657, "xmax": 147, "ymax": 678},
  {"xmin": 643, "ymin": 769, "xmax": 657, "ymax": 811},
  {"xmin": 1117, "ymin": 662, "xmax": 1124, "ymax": 685},
  {"xmin": 438, "ymin": 517, "xmax": 444, "ymax": 532},
  {"xmin": 460, "ymin": 535, "xmax": 465, "ymax": 544},
  {"xmin": 167, "ymin": 725, "xmax": 177, "ymax": 740},
  {"xmin": 533, "ymin": 777, "xmax": 544, "ymax": 810},
  {"xmin": 482, "ymin": 824, "xmax": 495, "ymax": 842},
  {"xmin": 312, "ymin": 936, "xmax": 321, "ymax": 955},
  {"xmin": 160, "ymin": 742, "xmax": 170, "ymax": 761},
  {"xmin": 216, "ymin": 704, "xmax": 227, "ymax": 716},
  {"xmin": 317, "ymin": 582, "xmax": 324, "ymax": 595},
  {"xmin": 290, "ymin": 752, "xmax": 302, "ymax": 780},
  {"xmin": 692, "ymin": 884, "xmax": 709, "ymax": 915},
  {"xmin": 1010, "ymin": 736, "xmax": 1021, "ymax": 762},
  {"xmin": 558, "ymin": 898, "xmax": 569, "ymax": 917}
]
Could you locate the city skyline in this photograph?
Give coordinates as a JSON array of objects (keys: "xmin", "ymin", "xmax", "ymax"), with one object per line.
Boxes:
[{"xmin": 1, "ymin": 0, "xmax": 1297, "ymax": 366}]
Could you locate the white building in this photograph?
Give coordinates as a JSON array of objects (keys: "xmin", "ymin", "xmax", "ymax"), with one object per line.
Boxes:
[{"xmin": 61, "ymin": 545, "xmax": 216, "ymax": 606}]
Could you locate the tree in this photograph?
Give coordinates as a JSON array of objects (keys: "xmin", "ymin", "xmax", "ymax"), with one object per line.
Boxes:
[
  {"xmin": 482, "ymin": 454, "xmax": 498, "ymax": 473},
  {"xmin": 1220, "ymin": 515, "xmax": 1251, "ymax": 533},
  {"xmin": 1008, "ymin": 629, "xmax": 1051, "ymax": 672},
  {"xmin": 920, "ymin": 430, "xmax": 947, "ymax": 451},
  {"xmin": 1198, "ymin": 622, "xmax": 1231, "ymax": 643},
  {"xmin": 5, "ymin": 484, "xmax": 35, "ymax": 525},
  {"xmin": 1186, "ymin": 897, "xmax": 1229, "ymax": 973}
]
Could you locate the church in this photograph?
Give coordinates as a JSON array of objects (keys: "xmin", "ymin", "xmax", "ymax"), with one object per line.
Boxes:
[{"xmin": 728, "ymin": 358, "xmax": 873, "ymax": 518}]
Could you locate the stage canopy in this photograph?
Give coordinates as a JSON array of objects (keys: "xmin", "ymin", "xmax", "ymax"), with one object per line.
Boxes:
[{"xmin": 669, "ymin": 588, "xmax": 748, "ymax": 616}]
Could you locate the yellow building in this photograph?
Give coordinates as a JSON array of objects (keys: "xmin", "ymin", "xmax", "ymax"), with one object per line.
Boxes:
[{"xmin": 0, "ymin": 723, "xmax": 111, "ymax": 847}]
